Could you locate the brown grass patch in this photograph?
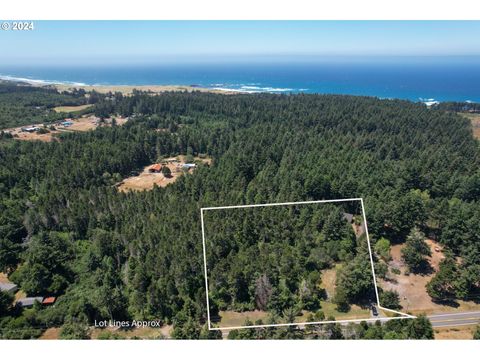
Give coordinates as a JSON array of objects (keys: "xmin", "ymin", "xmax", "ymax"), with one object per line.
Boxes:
[
  {"xmin": 53, "ymin": 104, "xmax": 93, "ymax": 113},
  {"xmin": 52, "ymin": 84, "xmax": 234, "ymax": 95},
  {"xmin": 434, "ymin": 325, "xmax": 476, "ymax": 340},
  {"xmin": 91, "ymin": 325, "xmax": 172, "ymax": 339},
  {"xmin": 39, "ymin": 328, "xmax": 62, "ymax": 340},
  {"xmin": 213, "ymin": 310, "xmax": 269, "ymax": 328},
  {"xmin": 379, "ymin": 239, "xmax": 480, "ymax": 315},
  {"xmin": 459, "ymin": 112, "xmax": 480, "ymax": 139},
  {"xmin": 321, "ymin": 267, "xmax": 338, "ymax": 300},
  {"xmin": 0, "ymin": 272, "xmax": 9, "ymax": 282}
]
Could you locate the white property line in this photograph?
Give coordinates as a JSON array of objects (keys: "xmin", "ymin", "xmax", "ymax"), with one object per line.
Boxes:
[
  {"xmin": 213, "ymin": 316, "xmax": 409, "ymax": 332},
  {"xmin": 431, "ymin": 322, "xmax": 480, "ymax": 328},
  {"xmin": 360, "ymin": 198, "xmax": 415, "ymax": 320},
  {"xmin": 201, "ymin": 198, "xmax": 414, "ymax": 331}
]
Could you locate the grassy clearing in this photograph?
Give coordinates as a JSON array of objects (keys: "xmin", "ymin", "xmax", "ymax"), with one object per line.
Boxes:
[
  {"xmin": 434, "ymin": 325, "xmax": 476, "ymax": 340},
  {"xmin": 459, "ymin": 112, "xmax": 480, "ymax": 139},
  {"xmin": 296, "ymin": 301, "xmax": 371, "ymax": 322},
  {"xmin": 53, "ymin": 104, "xmax": 93, "ymax": 113},
  {"xmin": 213, "ymin": 310, "xmax": 269, "ymax": 328}
]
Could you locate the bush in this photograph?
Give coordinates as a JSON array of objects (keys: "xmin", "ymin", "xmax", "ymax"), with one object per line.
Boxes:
[
  {"xmin": 374, "ymin": 237, "xmax": 391, "ymax": 261},
  {"xmin": 379, "ymin": 290, "xmax": 401, "ymax": 310}
]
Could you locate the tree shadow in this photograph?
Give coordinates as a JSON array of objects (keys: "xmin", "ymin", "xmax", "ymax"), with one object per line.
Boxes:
[
  {"xmin": 431, "ymin": 298, "xmax": 460, "ymax": 308},
  {"xmin": 410, "ymin": 260, "xmax": 434, "ymax": 276}
]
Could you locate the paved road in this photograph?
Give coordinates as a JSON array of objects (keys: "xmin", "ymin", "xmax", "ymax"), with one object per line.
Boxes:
[
  {"xmin": 428, "ymin": 311, "xmax": 480, "ymax": 327},
  {"xmin": 215, "ymin": 310, "xmax": 480, "ymax": 336}
]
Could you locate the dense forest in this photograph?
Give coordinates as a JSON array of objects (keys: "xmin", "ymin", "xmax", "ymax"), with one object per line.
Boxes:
[
  {"xmin": 0, "ymin": 87, "xmax": 479, "ymax": 339},
  {"xmin": 203, "ymin": 202, "xmax": 374, "ymax": 320}
]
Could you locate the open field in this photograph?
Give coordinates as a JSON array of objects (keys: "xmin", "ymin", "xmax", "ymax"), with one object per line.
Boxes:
[
  {"xmin": 213, "ymin": 301, "xmax": 373, "ymax": 329},
  {"xmin": 459, "ymin": 112, "xmax": 480, "ymax": 139},
  {"xmin": 39, "ymin": 328, "xmax": 62, "ymax": 340},
  {"xmin": 434, "ymin": 325, "xmax": 477, "ymax": 340},
  {"xmin": 117, "ymin": 155, "xmax": 211, "ymax": 192},
  {"xmin": 53, "ymin": 104, "xmax": 93, "ymax": 113},
  {"xmin": 298, "ymin": 302, "xmax": 372, "ymax": 322},
  {"xmin": 92, "ymin": 325, "xmax": 173, "ymax": 339},
  {"xmin": 39, "ymin": 325, "xmax": 173, "ymax": 339},
  {"xmin": 51, "ymin": 84, "xmax": 234, "ymax": 95},
  {"xmin": 213, "ymin": 310, "xmax": 269, "ymax": 328},
  {"xmin": 321, "ymin": 266, "xmax": 340, "ymax": 299},
  {"xmin": 379, "ymin": 239, "xmax": 480, "ymax": 315}
]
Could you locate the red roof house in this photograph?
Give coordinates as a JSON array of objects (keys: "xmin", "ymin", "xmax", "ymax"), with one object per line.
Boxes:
[{"xmin": 149, "ymin": 164, "xmax": 162, "ymax": 173}]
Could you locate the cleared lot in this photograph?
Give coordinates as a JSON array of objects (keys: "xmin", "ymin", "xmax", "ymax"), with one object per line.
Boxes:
[
  {"xmin": 4, "ymin": 116, "xmax": 128, "ymax": 142},
  {"xmin": 117, "ymin": 156, "xmax": 211, "ymax": 192}
]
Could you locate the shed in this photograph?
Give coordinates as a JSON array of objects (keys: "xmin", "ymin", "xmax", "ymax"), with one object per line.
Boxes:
[
  {"xmin": 42, "ymin": 297, "xmax": 56, "ymax": 306},
  {"xmin": 182, "ymin": 163, "xmax": 196, "ymax": 170},
  {"xmin": 0, "ymin": 282, "xmax": 18, "ymax": 294},
  {"xmin": 17, "ymin": 297, "xmax": 44, "ymax": 308}
]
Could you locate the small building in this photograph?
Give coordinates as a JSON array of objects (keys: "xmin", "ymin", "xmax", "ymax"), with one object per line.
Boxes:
[
  {"xmin": 21, "ymin": 126, "xmax": 41, "ymax": 133},
  {"xmin": 42, "ymin": 297, "xmax": 56, "ymax": 306},
  {"xmin": 149, "ymin": 164, "xmax": 162, "ymax": 173},
  {"xmin": 343, "ymin": 213, "xmax": 354, "ymax": 223},
  {"xmin": 0, "ymin": 282, "xmax": 18, "ymax": 294},
  {"xmin": 17, "ymin": 297, "xmax": 44, "ymax": 308},
  {"xmin": 182, "ymin": 163, "xmax": 196, "ymax": 170},
  {"xmin": 61, "ymin": 121, "xmax": 74, "ymax": 127}
]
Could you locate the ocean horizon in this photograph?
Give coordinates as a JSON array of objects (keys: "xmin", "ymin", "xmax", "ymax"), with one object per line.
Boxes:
[{"xmin": 1, "ymin": 60, "xmax": 480, "ymax": 103}]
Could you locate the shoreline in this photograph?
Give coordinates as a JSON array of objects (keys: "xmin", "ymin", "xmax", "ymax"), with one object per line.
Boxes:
[
  {"xmin": 0, "ymin": 76, "xmax": 242, "ymax": 95},
  {"xmin": 1, "ymin": 76, "xmax": 479, "ymax": 104}
]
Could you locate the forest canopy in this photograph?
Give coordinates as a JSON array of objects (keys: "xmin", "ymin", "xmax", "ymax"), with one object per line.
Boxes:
[{"xmin": 0, "ymin": 87, "xmax": 479, "ymax": 338}]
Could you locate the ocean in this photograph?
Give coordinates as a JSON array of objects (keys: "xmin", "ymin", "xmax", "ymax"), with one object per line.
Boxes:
[{"xmin": 1, "ymin": 59, "xmax": 480, "ymax": 103}]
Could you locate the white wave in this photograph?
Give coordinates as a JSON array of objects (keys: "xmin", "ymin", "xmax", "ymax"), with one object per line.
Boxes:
[
  {"xmin": 0, "ymin": 74, "xmax": 87, "ymax": 86},
  {"xmin": 212, "ymin": 87, "xmax": 259, "ymax": 93},
  {"xmin": 419, "ymin": 97, "xmax": 440, "ymax": 106},
  {"xmin": 212, "ymin": 85, "xmax": 298, "ymax": 93},
  {"xmin": 240, "ymin": 85, "xmax": 293, "ymax": 92}
]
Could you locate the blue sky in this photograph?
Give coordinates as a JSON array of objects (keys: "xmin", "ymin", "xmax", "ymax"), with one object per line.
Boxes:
[{"xmin": 1, "ymin": 21, "xmax": 480, "ymax": 65}]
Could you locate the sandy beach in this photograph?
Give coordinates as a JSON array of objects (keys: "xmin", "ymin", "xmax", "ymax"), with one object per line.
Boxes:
[{"xmin": 50, "ymin": 83, "xmax": 236, "ymax": 95}]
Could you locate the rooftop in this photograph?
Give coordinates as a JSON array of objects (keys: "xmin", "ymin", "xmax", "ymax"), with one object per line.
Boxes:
[
  {"xmin": 0, "ymin": 282, "xmax": 18, "ymax": 293},
  {"xmin": 17, "ymin": 297, "xmax": 44, "ymax": 307},
  {"xmin": 42, "ymin": 297, "xmax": 56, "ymax": 305}
]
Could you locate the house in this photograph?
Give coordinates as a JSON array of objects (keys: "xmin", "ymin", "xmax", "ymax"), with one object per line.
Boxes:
[
  {"xmin": 0, "ymin": 282, "xmax": 18, "ymax": 294},
  {"xmin": 42, "ymin": 297, "xmax": 56, "ymax": 306},
  {"xmin": 17, "ymin": 297, "xmax": 44, "ymax": 308},
  {"xmin": 149, "ymin": 164, "xmax": 162, "ymax": 173}
]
